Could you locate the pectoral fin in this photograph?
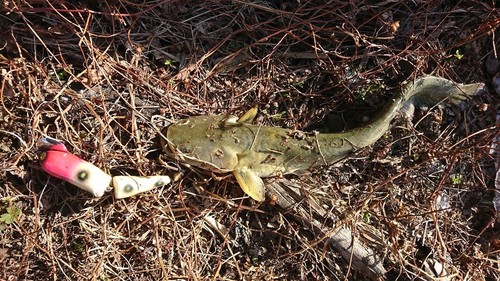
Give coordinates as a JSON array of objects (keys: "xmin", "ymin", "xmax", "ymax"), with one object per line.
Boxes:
[
  {"xmin": 233, "ymin": 166, "xmax": 265, "ymax": 201},
  {"xmin": 237, "ymin": 106, "xmax": 258, "ymax": 124},
  {"xmin": 221, "ymin": 107, "xmax": 258, "ymax": 127}
]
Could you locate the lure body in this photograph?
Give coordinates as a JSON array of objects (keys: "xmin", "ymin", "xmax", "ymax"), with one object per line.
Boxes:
[
  {"xmin": 113, "ymin": 175, "xmax": 171, "ymax": 199},
  {"xmin": 39, "ymin": 139, "xmax": 111, "ymax": 197}
]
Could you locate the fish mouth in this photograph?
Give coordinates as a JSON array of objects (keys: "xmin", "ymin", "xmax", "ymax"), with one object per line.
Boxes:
[{"xmin": 159, "ymin": 127, "xmax": 187, "ymax": 164}]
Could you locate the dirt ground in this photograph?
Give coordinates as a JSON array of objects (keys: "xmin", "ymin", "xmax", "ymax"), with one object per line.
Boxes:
[{"xmin": 1, "ymin": 0, "xmax": 499, "ymax": 280}]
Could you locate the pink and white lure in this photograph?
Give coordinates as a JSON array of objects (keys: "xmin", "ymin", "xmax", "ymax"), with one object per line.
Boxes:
[
  {"xmin": 113, "ymin": 175, "xmax": 171, "ymax": 199},
  {"xmin": 38, "ymin": 138, "xmax": 111, "ymax": 197}
]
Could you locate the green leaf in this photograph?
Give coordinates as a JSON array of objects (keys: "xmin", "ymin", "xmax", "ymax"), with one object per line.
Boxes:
[
  {"xmin": 454, "ymin": 50, "xmax": 464, "ymax": 60},
  {"xmin": 0, "ymin": 206, "xmax": 20, "ymax": 225},
  {"xmin": 450, "ymin": 174, "xmax": 462, "ymax": 185},
  {"xmin": 363, "ymin": 212, "xmax": 371, "ymax": 223},
  {"xmin": 0, "ymin": 213, "xmax": 12, "ymax": 224}
]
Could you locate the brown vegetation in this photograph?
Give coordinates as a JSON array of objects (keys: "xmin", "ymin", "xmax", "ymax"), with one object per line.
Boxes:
[{"xmin": 0, "ymin": 0, "xmax": 499, "ymax": 280}]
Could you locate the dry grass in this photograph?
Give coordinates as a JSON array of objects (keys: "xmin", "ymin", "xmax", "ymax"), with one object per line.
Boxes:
[{"xmin": 1, "ymin": 0, "xmax": 499, "ymax": 280}]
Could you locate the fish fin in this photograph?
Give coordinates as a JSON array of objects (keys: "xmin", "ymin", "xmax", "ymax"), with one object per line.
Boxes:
[
  {"xmin": 237, "ymin": 107, "xmax": 258, "ymax": 124},
  {"xmin": 233, "ymin": 166, "xmax": 265, "ymax": 201}
]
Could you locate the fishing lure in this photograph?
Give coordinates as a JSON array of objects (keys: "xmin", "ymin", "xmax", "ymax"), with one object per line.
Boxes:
[
  {"xmin": 113, "ymin": 175, "xmax": 171, "ymax": 199},
  {"xmin": 38, "ymin": 138, "xmax": 172, "ymax": 198},
  {"xmin": 38, "ymin": 138, "xmax": 112, "ymax": 197}
]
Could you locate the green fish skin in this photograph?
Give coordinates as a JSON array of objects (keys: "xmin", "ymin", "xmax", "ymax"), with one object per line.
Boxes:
[{"xmin": 161, "ymin": 76, "xmax": 484, "ymax": 201}]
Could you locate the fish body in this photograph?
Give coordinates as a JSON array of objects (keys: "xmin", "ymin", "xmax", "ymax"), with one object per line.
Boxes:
[{"xmin": 162, "ymin": 76, "xmax": 484, "ymax": 201}]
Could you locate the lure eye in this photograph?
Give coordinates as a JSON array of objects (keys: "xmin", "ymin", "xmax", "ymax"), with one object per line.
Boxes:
[
  {"xmin": 77, "ymin": 170, "xmax": 88, "ymax": 181},
  {"xmin": 124, "ymin": 184, "xmax": 134, "ymax": 193},
  {"xmin": 39, "ymin": 151, "xmax": 47, "ymax": 161}
]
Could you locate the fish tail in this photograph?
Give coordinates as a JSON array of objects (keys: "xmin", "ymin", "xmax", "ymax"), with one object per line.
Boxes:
[
  {"xmin": 322, "ymin": 76, "xmax": 484, "ymax": 152},
  {"xmin": 400, "ymin": 75, "xmax": 485, "ymax": 118}
]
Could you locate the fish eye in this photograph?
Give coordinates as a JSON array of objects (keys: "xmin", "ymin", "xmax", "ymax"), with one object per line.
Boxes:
[
  {"xmin": 155, "ymin": 180, "xmax": 164, "ymax": 186},
  {"xmin": 77, "ymin": 171, "xmax": 88, "ymax": 181},
  {"xmin": 39, "ymin": 151, "xmax": 47, "ymax": 161}
]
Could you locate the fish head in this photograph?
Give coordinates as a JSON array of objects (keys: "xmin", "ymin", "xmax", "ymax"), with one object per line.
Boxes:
[{"xmin": 161, "ymin": 115, "xmax": 242, "ymax": 173}]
